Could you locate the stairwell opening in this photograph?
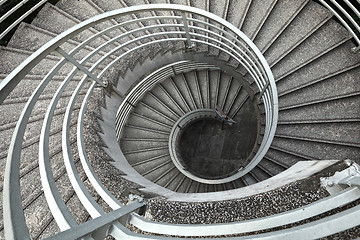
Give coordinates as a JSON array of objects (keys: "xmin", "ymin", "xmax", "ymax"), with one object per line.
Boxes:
[{"xmin": 177, "ymin": 111, "xmax": 258, "ymax": 180}]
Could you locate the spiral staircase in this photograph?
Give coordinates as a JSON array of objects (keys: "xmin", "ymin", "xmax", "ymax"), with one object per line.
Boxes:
[{"xmin": 0, "ymin": 0, "xmax": 360, "ymax": 239}]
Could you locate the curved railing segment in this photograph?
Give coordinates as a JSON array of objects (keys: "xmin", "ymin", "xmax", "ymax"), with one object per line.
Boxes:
[
  {"xmin": 319, "ymin": 0, "xmax": 360, "ymax": 53},
  {"xmin": 0, "ymin": 0, "xmax": 48, "ymax": 40},
  {"xmin": 0, "ymin": 4, "xmax": 277, "ymax": 239}
]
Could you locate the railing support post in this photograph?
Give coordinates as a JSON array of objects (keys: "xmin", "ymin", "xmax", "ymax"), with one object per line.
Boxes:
[
  {"xmin": 352, "ymin": 45, "xmax": 360, "ymax": 53},
  {"xmin": 321, "ymin": 162, "xmax": 360, "ymax": 195},
  {"xmin": 259, "ymin": 81, "xmax": 270, "ymax": 100},
  {"xmin": 181, "ymin": 12, "xmax": 195, "ymax": 50},
  {"xmin": 54, "ymin": 47, "xmax": 106, "ymax": 87}
]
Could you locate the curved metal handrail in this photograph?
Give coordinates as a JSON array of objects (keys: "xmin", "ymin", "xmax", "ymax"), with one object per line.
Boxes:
[
  {"xmin": 0, "ymin": 0, "xmax": 48, "ymax": 40},
  {"xmin": 319, "ymin": 0, "xmax": 360, "ymax": 52}
]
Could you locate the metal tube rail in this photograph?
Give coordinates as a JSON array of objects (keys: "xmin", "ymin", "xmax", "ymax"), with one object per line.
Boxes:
[
  {"xmin": 77, "ymin": 82, "xmax": 124, "ymax": 210},
  {"xmin": 0, "ymin": 0, "xmax": 30, "ymax": 24},
  {"xmin": 0, "ymin": 0, "xmax": 48, "ymax": 40},
  {"xmin": 319, "ymin": 0, "xmax": 360, "ymax": 52},
  {"xmin": 39, "ymin": 65, "xmax": 80, "ymax": 231},
  {"xmin": 62, "ymin": 75, "xmax": 105, "ymax": 218}
]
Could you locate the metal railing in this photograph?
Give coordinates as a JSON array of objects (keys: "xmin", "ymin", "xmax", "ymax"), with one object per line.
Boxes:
[
  {"xmin": 0, "ymin": 0, "xmax": 48, "ymax": 40},
  {"xmin": 319, "ymin": 0, "xmax": 360, "ymax": 53},
  {"xmin": 0, "ymin": 4, "xmax": 277, "ymax": 239},
  {"xmin": 0, "ymin": 2, "xmax": 359, "ymax": 239}
]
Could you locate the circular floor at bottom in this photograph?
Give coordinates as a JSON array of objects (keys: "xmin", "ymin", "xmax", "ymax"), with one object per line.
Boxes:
[{"xmin": 179, "ymin": 113, "xmax": 258, "ymax": 179}]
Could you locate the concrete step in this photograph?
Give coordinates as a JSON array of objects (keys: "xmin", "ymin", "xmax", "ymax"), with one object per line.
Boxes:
[
  {"xmin": 3, "ymin": 129, "xmax": 87, "ymax": 238},
  {"xmin": 171, "ymin": 73, "xmax": 198, "ymax": 111},
  {"xmin": 242, "ymin": 173, "xmax": 257, "ymax": 185},
  {"xmin": 150, "ymin": 83, "xmax": 187, "ymax": 117},
  {"xmin": 161, "ymin": 169, "xmax": 186, "ymax": 192},
  {"xmin": 250, "ymin": 167, "xmax": 270, "ymax": 182},
  {"xmin": 31, "ymin": 3, "xmax": 113, "ymax": 51},
  {"xmin": 253, "ymin": 0, "xmax": 308, "ymax": 53},
  {"xmin": 241, "ymin": 0, "xmax": 278, "ymax": 40},
  {"xmin": 0, "ymin": 107, "xmax": 80, "ymax": 168},
  {"xmin": 0, "ymin": 114, "xmax": 78, "ymax": 192},
  {"xmin": 0, "ymin": 46, "xmax": 73, "ymax": 75},
  {"xmin": 55, "ymin": 0, "xmax": 128, "ymax": 45},
  {"xmin": 140, "ymin": 93, "xmax": 180, "ymax": 122},
  {"xmin": 121, "ymin": 123, "xmax": 171, "ymax": 140},
  {"xmin": 225, "ymin": 0, "xmax": 251, "ymax": 29},
  {"xmin": 129, "ymin": 111, "xmax": 173, "ymax": 132},
  {"xmin": 208, "ymin": 69, "xmax": 221, "ymax": 109},
  {"xmin": 264, "ymin": 1, "xmax": 332, "ymax": 66},
  {"xmin": 276, "ymin": 40, "xmax": 360, "ymax": 95},
  {"xmin": 7, "ymin": 22, "xmax": 113, "ymax": 65},
  {"xmin": 272, "ymin": 19, "xmax": 352, "ymax": 81},
  {"xmin": 271, "ymin": 136, "xmax": 360, "ymax": 161},
  {"xmin": 123, "ymin": 146, "xmax": 170, "ymax": 167},
  {"xmin": 132, "ymin": 100, "xmax": 176, "ymax": 127},
  {"xmin": 215, "ymin": 71, "xmax": 233, "ymax": 111},
  {"xmin": 225, "ymin": 83, "xmax": 248, "ymax": 117},
  {"xmin": 209, "ymin": 0, "xmax": 228, "ymax": 19},
  {"xmin": 175, "ymin": 177, "xmax": 195, "ymax": 193},
  {"xmin": 196, "ymin": 69, "xmax": 211, "ymax": 109},
  {"xmin": 160, "ymin": 77, "xmax": 192, "ymax": 113},
  {"xmin": 183, "ymin": 71, "xmax": 205, "ymax": 109},
  {"xmin": 258, "ymin": 159, "xmax": 286, "ymax": 177},
  {"xmin": 265, "ymin": 147, "xmax": 304, "ymax": 167},
  {"xmin": 278, "ymin": 94, "xmax": 360, "ymax": 123},
  {"xmin": 0, "ymin": 83, "xmax": 85, "ymax": 128},
  {"xmin": 151, "ymin": 165, "xmax": 180, "ymax": 187},
  {"xmin": 91, "ymin": 0, "xmax": 146, "ymax": 44},
  {"xmin": 121, "ymin": 140, "xmax": 169, "ymax": 156},
  {"xmin": 279, "ymin": 65, "xmax": 360, "ymax": 110},
  {"xmin": 1, "ymin": 73, "xmax": 82, "ymax": 102},
  {"xmin": 275, "ymin": 122, "xmax": 360, "ymax": 148}
]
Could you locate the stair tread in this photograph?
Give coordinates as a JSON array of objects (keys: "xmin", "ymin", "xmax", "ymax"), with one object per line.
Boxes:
[
  {"xmin": 279, "ymin": 65, "xmax": 360, "ymax": 108},
  {"xmin": 278, "ymin": 94, "xmax": 360, "ymax": 123},
  {"xmin": 254, "ymin": 0, "xmax": 308, "ymax": 52},
  {"xmin": 7, "ymin": 22, "xmax": 111, "ymax": 65},
  {"xmin": 241, "ymin": 0, "xmax": 278, "ymax": 40},
  {"xmin": 265, "ymin": 148, "xmax": 304, "ymax": 166},
  {"xmin": 31, "ymin": 3, "xmax": 108, "ymax": 48},
  {"xmin": 272, "ymin": 19, "xmax": 352, "ymax": 80},
  {"xmin": 271, "ymin": 136, "xmax": 360, "ymax": 161},
  {"xmin": 276, "ymin": 40, "xmax": 360, "ymax": 94},
  {"xmin": 275, "ymin": 122, "xmax": 360, "ymax": 147},
  {"xmin": 225, "ymin": 0, "xmax": 251, "ymax": 29},
  {"xmin": 209, "ymin": 0, "xmax": 228, "ymax": 19},
  {"xmin": 264, "ymin": 1, "xmax": 332, "ymax": 66},
  {"xmin": 56, "ymin": 0, "xmax": 104, "ymax": 22}
]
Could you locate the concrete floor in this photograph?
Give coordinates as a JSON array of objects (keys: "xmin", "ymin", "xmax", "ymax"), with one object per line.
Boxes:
[{"xmin": 179, "ymin": 108, "xmax": 258, "ymax": 179}]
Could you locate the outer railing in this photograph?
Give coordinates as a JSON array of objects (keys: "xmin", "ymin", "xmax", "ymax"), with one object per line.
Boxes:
[
  {"xmin": 319, "ymin": 0, "xmax": 360, "ymax": 53},
  {"xmin": 0, "ymin": 4, "xmax": 277, "ymax": 239}
]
